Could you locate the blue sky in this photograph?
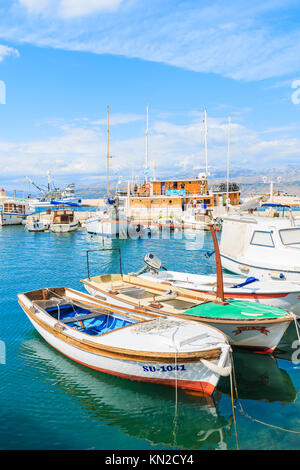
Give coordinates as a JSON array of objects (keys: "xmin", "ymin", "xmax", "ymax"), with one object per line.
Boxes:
[{"xmin": 0, "ymin": 0, "xmax": 300, "ymax": 191}]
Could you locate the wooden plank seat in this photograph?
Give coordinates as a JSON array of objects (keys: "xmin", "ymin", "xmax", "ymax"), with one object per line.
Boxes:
[{"xmin": 61, "ymin": 311, "xmax": 109, "ymax": 324}]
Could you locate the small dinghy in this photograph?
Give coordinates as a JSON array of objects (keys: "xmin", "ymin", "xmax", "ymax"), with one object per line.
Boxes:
[
  {"xmin": 17, "ymin": 287, "xmax": 231, "ymax": 395},
  {"xmin": 26, "ymin": 218, "xmax": 50, "ymax": 232}
]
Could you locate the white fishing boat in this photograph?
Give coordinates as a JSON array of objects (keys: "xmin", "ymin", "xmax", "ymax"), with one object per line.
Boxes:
[
  {"xmin": 26, "ymin": 218, "xmax": 50, "ymax": 232},
  {"xmin": 0, "ymin": 190, "xmax": 32, "ymax": 226},
  {"xmin": 18, "ymin": 287, "xmax": 231, "ymax": 395},
  {"xmin": 49, "ymin": 209, "xmax": 79, "ymax": 233},
  {"xmin": 26, "ymin": 173, "xmax": 82, "ymax": 208},
  {"xmin": 220, "ymin": 215, "xmax": 300, "ymax": 282},
  {"xmin": 135, "ymin": 254, "xmax": 300, "ymax": 316}
]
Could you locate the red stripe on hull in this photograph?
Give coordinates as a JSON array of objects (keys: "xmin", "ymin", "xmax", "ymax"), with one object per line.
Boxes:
[
  {"xmin": 51, "ymin": 344, "xmax": 216, "ymax": 395},
  {"xmin": 195, "ymin": 289, "xmax": 288, "ymax": 299}
]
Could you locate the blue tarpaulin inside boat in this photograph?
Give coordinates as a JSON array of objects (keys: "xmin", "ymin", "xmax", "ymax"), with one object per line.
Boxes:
[{"xmin": 45, "ymin": 304, "xmax": 133, "ymax": 335}]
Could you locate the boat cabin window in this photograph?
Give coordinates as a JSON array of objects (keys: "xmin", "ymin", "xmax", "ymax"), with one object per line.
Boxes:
[
  {"xmin": 250, "ymin": 230, "xmax": 274, "ymax": 247},
  {"xmin": 279, "ymin": 228, "xmax": 300, "ymax": 245}
]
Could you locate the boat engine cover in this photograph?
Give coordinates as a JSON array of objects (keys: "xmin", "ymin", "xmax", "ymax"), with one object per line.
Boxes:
[{"xmin": 144, "ymin": 253, "xmax": 162, "ymax": 272}]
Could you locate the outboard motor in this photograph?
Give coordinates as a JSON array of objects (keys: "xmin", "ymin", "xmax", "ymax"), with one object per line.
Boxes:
[
  {"xmin": 143, "ymin": 253, "xmax": 162, "ymax": 272},
  {"xmin": 134, "ymin": 253, "xmax": 163, "ymax": 276}
]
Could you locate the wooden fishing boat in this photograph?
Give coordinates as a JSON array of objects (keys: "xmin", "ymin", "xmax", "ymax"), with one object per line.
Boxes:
[
  {"xmin": 49, "ymin": 209, "xmax": 79, "ymax": 233},
  {"xmin": 81, "ymin": 273, "xmax": 293, "ymax": 354},
  {"xmin": 17, "ymin": 286, "xmax": 231, "ymax": 395},
  {"xmin": 135, "ymin": 254, "xmax": 300, "ymax": 317}
]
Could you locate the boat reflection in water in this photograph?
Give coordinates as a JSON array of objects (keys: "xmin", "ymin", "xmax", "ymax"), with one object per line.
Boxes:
[
  {"xmin": 20, "ymin": 337, "xmax": 232, "ymax": 450},
  {"xmin": 218, "ymin": 349, "xmax": 297, "ymax": 404},
  {"xmin": 274, "ymin": 320, "xmax": 300, "ymax": 364},
  {"xmin": 19, "ymin": 325, "xmax": 298, "ymax": 450}
]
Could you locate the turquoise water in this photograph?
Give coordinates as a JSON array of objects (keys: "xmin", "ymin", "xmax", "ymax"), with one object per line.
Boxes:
[{"xmin": 1, "ymin": 223, "xmax": 300, "ymax": 450}]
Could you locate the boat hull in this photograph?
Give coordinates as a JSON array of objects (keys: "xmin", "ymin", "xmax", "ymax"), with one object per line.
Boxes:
[
  {"xmin": 85, "ymin": 218, "xmax": 119, "ymax": 238},
  {"xmin": 221, "ymin": 253, "xmax": 300, "ymax": 283},
  {"xmin": 50, "ymin": 222, "xmax": 78, "ymax": 233},
  {"xmin": 0, "ymin": 212, "xmax": 26, "ymax": 225}
]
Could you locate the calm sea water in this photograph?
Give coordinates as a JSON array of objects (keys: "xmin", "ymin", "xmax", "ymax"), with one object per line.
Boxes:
[{"xmin": 1, "ymin": 220, "xmax": 300, "ymax": 451}]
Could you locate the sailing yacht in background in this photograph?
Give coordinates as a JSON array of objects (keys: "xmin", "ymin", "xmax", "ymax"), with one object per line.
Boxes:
[{"xmin": 85, "ymin": 106, "xmax": 126, "ymax": 238}]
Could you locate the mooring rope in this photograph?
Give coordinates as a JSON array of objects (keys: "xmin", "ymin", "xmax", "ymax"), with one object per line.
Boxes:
[
  {"xmin": 172, "ymin": 347, "xmax": 178, "ymax": 447},
  {"xmin": 229, "ymin": 350, "xmax": 239, "ymax": 450},
  {"xmin": 231, "ymin": 347, "xmax": 300, "ymax": 436}
]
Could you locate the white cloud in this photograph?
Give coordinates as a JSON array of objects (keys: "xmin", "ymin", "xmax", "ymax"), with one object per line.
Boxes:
[
  {"xmin": 0, "ymin": 44, "xmax": 19, "ymax": 62},
  {"xmin": 92, "ymin": 113, "xmax": 144, "ymax": 126},
  {"xmin": 19, "ymin": 0, "xmax": 51, "ymax": 14},
  {"xmin": 18, "ymin": 0, "xmax": 123, "ymax": 18},
  {"xmin": 0, "ymin": 1, "xmax": 296, "ymax": 81},
  {"xmin": 1, "ymin": 112, "xmax": 299, "ymax": 185},
  {"xmin": 59, "ymin": 0, "xmax": 123, "ymax": 18}
]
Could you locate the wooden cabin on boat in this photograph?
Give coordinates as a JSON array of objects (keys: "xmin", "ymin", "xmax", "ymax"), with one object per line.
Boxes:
[
  {"xmin": 0, "ymin": 189, "xmax": 31, "ymax": 225},
  {"xmin": 50, "ymin": 209, "xmax": 79, "ymax": 232},
  {"xmin": 123, "ymin": 175, "xmax": 240, "ymax": 219}
]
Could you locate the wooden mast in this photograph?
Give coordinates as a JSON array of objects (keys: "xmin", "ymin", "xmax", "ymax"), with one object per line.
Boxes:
[
  {"xmin": 204, "ymin": 108, "xmax": 208, "ymax": 177},
  {"xmin": 145, "ymin": 105, "xmax": 149, "ymax": 183},
  {"xmin": 226, "ymin": 115, "xmax": 231, "ymax": 208},
  {"xmin": 106, "ymin": 105, "xmax": 109, "ymax": 199},
  {"xmin": 209, "ymin": 224, "xmax": 227, "ymax": 304}
]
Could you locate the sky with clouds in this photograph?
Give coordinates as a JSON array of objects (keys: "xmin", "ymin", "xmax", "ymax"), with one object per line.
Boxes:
[{"xmin": 0, "ymin": 0, "xmax": 300, "ymax": 190}]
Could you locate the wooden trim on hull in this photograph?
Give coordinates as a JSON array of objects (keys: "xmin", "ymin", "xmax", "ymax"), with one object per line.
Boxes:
[
  {"xmin": 194, "ymin": 290, "xmax": 289, "ymax": 300},
  {"xmin": 18, "ymin": 299, "xmax": 221, "ymax": 363}
]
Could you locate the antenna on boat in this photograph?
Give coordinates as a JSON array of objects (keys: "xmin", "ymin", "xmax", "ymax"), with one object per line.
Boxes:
[
  {"xmin": 106, "ymin": 105, "xmax": 110, "ymax": 199},
  {"xmin": 208, "ymin": 224, "xmax": 227, "ymax": 305}
]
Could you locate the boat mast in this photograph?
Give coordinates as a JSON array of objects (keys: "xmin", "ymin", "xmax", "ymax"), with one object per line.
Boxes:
[
  {"xmin": 145, "ymin": 105, "xmax": 149, "ymax": 183},
  {"xmin": 153, "ymin": 153, "xmax": 156, "ymax": 180},
  {"xmin": 204, "ymin": 109, "xmax": 208, "ymax": 177},
  {"xmin": 226, "ymin": 116, "xmax": 231, "ymax": 207},
  {"xmin": 209, "ymin": 225, "xmax": 226, "ymax": 304},
  {"xmin": 107, "ymin": 105, "xmax": 109, "ymax": 199}
]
